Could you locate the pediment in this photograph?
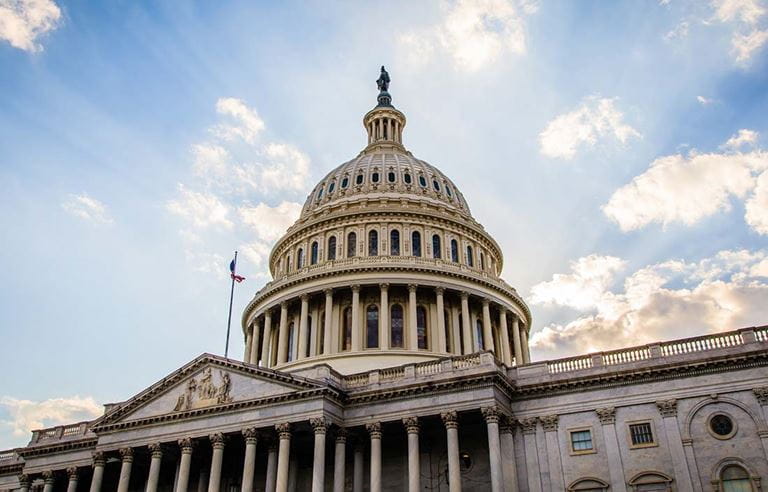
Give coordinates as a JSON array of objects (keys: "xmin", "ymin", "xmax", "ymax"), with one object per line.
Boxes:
[{"xmin": 96, "ymin": 355, "xmax": 326, "ymax": 428}]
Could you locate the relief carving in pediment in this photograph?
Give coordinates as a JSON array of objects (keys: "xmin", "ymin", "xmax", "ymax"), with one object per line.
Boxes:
[{"xmin": 173, "ymin": 367, "xmax": 232, "ymax": 411}]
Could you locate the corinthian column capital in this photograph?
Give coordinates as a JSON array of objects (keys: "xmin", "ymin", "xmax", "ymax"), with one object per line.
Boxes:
[
  {"xmin": 276, "ymin": 422, "xmax": 292, "ymax": 440},
  {"xmin": 656, "ymin": 399, "xmax": 678, "ymax": 417},
  {"xmin": 595, "ymin": 407, "xmax": 616, "ymax": 425},
  {"xmin": 481, "ymin": 406, "xmax": 501, "ymax": 424},
  {"xmin": 148, "ymin": 443, "xmax": 163, "ymax": 458},
  {"xmin": 366, "ymin": 421, "xmax": 382, "ymax": 439},
  {"xmin": 209, "ymin": 432, "xmax": 227, "ymax": 449},
  {"xmin": 402, "ymin": 417, "xmax": 420, "ymax": 434},
  {"xmin": 310, "ymin": 417, "xmax": 329, "ymax": 435},
  {"xmin": 441, "ymin": 411, "xmax": 459, "ymax": 429},
  {"xmin": 119, "ymin": 447, "xmax": 134, "ymax": 463}
]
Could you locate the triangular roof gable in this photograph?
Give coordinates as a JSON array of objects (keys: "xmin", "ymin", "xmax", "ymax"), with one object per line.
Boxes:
[{"xmin": 95, "ymin": 354, "xmax": 326, "ymax": 428}]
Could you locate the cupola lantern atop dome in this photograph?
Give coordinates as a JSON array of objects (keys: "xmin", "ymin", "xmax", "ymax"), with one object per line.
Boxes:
[{"xmin": 364, "ymin": 66, "xmax": 406, "ymax": 150}]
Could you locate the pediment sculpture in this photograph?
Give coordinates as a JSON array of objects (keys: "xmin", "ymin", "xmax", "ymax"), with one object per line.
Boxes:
[{"xmin": 173, "ymin": 368, "xmax": 232, "ymax": 411}]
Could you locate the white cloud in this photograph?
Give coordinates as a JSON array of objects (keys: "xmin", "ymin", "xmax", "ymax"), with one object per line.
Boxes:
[
  {"xmin": 61, "ymin": 193, "xmax": 113, "ymax": 226},
  {"xmin": 732, "ymin": 28, "xmax": 768, "ymax": 62},
  {"xmin": 722, "ymin": 128, "xmax": 759, "ymax": 149},
  {"xmin": 211, "ymin": 98, "xmax": 265, "ymax": 144},
  {"xmin": 745, "ymin": 171, "xmax": 768, "ymax": 234},
  {"xmin": 709, "ymin": 0, "xmax": 768, "ymax": 64},
  {"xmin": 239, "ymin": 241, "xmax": 272, "ymax": 268},
  {"xmin": 529, "ymin": 255, "xmax": 626, "ymax": 311},
  {"xmin": 664, "ymin": 21, "xmax": 690, "ymax": 41},
  {"xmin": 539, "ymin": 96, "xmax": 641, "ymax": 159},
  {"xmin": 0, "ymin": 395, "xmax": 101, "ymax": 438},
  {"xmin": 0, "ymin": 0, "xmax": 61, "ymax": 52},
  {"xmin": 603, "ymin": 131, "xmax": 768, "ymax": 232},
  {"xmin": 529, "ymin": 249, "xmax": 768, "ymax": 358},
  {"xmin": 398, "ymin": 0, "xmax": 535, "ymax": 72},
  {"xmin": 697, "ymin": 95, "xmax": 715, "ymax": 105},
  {"xmin": 166, "ymin": 185, "xmax": 233, "ymax": 229},
  {"xmin": 238, "ymin": 201, "xmax": 302, "ymax": 242},
  {"xmin": 713, "ymin": 0, "xmax": 765, "ymax": 24}
]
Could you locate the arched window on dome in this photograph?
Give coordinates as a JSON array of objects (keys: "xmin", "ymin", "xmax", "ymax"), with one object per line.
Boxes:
[
  {"xmin": 371, "ymin": 170, "xmax": 380, "ymax": 183},
  {"xmin": 475, "ymin": 319, "xmax": 484, "ymax": 352},
  {"xmin": 433, "ymin": 234, "xmax": 442, "ymax": 259},
  {"xmin": 342, "ymin": 307, "xmax": 352, "ymax": 351},
  {"xmin": 327, "ymin": 236, "xmax": 337, "ymax": 261},
  {"xmin": 341, "ymin": 176, "xmax": 349, "ymax": 189},
  {"xmin": 328, "ymin": 181, "xmax": 335, "ymax": 194},
  {"xmin": 297, "ymin": 248, "xmax": 305, "ymax": 269},
  {"xmin": 446, "ymin": 185, "xmax": 453, "ymax": 198},
  {"xmin": 480, "ymin": 252, "xmax": 485, "ymax": 270},
  {"xmin": 388, "ymin": 170, "xmax": 396, "ymax": 183},
  {"xmin": 466, "ymin": 245, "xmax": 474, "ymax": 267},
  {"xmin": 721, "ymin": 465, "xmax": 752, "ymax": 492},
  {"xmin": 390, "ymin": 304, "xmax": 404, "ymax": 348},
  {"xmin": 287, "ymin": 322, "xmax": 295, "ymax": 362},
  {"xmin": 366, "ymin": 305, "xmax": 379, "ymax": 348},
  {"xmin": 347, "ymin": 232, "xmax": 357, "ymax": 258},
  {"xmin": 403, "ymin": 172, "xmax": 412, "ymax": 185},
  {"xmin": 286, "ymin": 255, "xmax": 292, "ymax": 272},
  {"xmin": 368, "ymin": 230, "xmax": 378, "ymax": 256},
  {"xmin": 433, "ymin": 179, "xmax": 441, "ymax": 192},
  {"xmin": 451, "ymin": 239, "xmax": 459, "ymax": 263},
  {"xmin": 310, "ymin": 241, "xmax": 319, "ymax": 265},
  {"xmin": 390, "ymin": 230, "xmax": 400, "ymax": 256},
  {"xmin": 356, "ymin": 172, "xmax": 364, "ymax": 186},
  {"xmin": 417, "ymin": 306, "xmax": 428, "ymax": 349},
  {"xmin": 412, "ymin": 231, "xmax": 422, "ymax": 257},
  {"xmin": 316, "ymin": 186, "xmax": 324, "ymax": 202}
]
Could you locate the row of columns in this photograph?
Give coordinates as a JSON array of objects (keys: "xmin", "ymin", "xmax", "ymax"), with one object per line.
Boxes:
[{"xmin": 245, "ymin": 284, "xmax": 531, "ymax": 367}]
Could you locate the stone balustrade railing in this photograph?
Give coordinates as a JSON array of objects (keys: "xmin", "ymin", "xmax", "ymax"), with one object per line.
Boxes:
[
  {"xmin": 29, "ymin": 421, "xmax": 90, "ymax": 445},
  {"xmin": 0, "ymin": 450, "xmax": 17, "ymax": 462}
]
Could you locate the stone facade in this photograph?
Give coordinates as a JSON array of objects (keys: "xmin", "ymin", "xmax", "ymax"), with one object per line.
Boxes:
[{"xmin": 2, "ymin": 74, "xmax": 767, "ymax": 492}]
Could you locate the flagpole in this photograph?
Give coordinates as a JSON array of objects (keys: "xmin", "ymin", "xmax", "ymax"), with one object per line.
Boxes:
[{"xmin": 224, "ymin": 250, "xmax": 237, "ymax": 359}]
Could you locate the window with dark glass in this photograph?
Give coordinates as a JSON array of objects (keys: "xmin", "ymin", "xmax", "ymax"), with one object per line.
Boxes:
[
  {"xmin": 310, "ymin": 241, "xmax": 319, "ymax": 265},
  {"xmin": 316, "ymin": 186, "xmax": 324, "ymax": 201},
  {"xmin": 356, "ymin": 173, "xmax": 364, "ymax": 185},
  {"xmin": 327, "ymin": 236, "xmax": 337, "ymax": 260},
  {"xmin": 404, "ymin": 173, "xmax": 412, "ymax": 184},
  {"xmin": 341, "ymin": 176, "xmax": 349, "ymax": 188},
  {"xmin": 417, "ymin": 306, "xmax": 428, "ymax": 349},
  {"xmin": 347, "ymin": 232, "xmax": 357, "ymax": 257},
  {"xmin": 475, "ymin": 319, "xmax": 484, "ymax": 351},
  {"xmin": 388, "ymin": 171, "xmax": 396, "ymax": 183},
  {"xmin": 466, "ymin": 245, "xmax": 474, "ymax": 267},
  {"xmin": 629, "ymin": 423, "xmax": 654, "ymax": 446},
  {"xmin": 418, "ymin": 175, "xmax": 427, "ymax": 187},
  {"xmin": 366, "ymin": 305, "xmax": 379, "ymax": 348},
  {"xmin": 372, "ymin": 172, "xmax": 380, "ymax": 183},
  {"xmin": 433, "ymin": 179, "xmax": 440, "ymax": 191},
  {"xmin": 710, "ymin": 414, "xmax": 735, "ymax": 437},
  {"xmin": 391, "ymin": 304, "xmax": 404, "ymax": 348},
  {"xmin": 451, "ymin": 239, "xmax": 459, "ymax": 262},
  {"xmin": 432, "ymin": 234, "xmax": 442, "ymax": 259},
  {"xmin": 412, "ymin": 231, "xmax": 422, "ymax": 257},
  {"xmin": 570, "ymin": 430, "xmax": 593, "ymax": 451},
  {"xmin": 297, "ymin": 248, "xmax": 305, "ymax": 269},
  {"xmin": 328, "ymin": 181, "xmax": 335, "ymax": 193},
  {"xmin": 368, "ymin": 230, "xmax": 378, "ymax": 256},
  {"xmin": 480, "ymin": 252, "xmax": 485, "ymax": 270},
  {"xmin": 446, "ymin": 185, "xmax": 453, "ymax": 197},
  {"xmin": 458, "ymin": 314, "xmax": 464, "ymax": 353},
  {"xmin": 390, "ymin": 230, "xmax": 400, "ymax": 255},
  {"xmin": 343, "ymin": 307, "xmax": 352, "ymax": 351}
]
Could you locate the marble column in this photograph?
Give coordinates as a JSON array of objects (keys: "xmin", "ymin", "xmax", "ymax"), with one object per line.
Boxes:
[
  {"xmin": 351, "ymin": 285, "xmax": 361, "ymax": 351},
  {"xmin": 460, "ymin": 293, "xmax": 472, "ymax": 355},
  {"xmin": 89, "ymin": 452, "xmax": 105, "ymax": 492},
  {"xmin": 540, "ymin": 416, "xmax": 564, "ymax": 491},
  {"xmin": 275, "ymin": 423, "xmax": 292, "ymax": 492},
  {"xmin": 520, "ymin": 418, "xmax": 542, "ymax": 492},
  {"xmin": 176, "ymin": 438, "xmax": 194, "ymax": 492},
  {"xmin": 208, "ymin": 433, "xmax": 226, "ymax": 492},
  {"xmin": 595, "ymin": 408, "xmax": 627, "ymax": 492},
  {"xmin": 244, "ymin": 331, "xmax": 253, "ymax": 364},
  {"xmin": 511, "ymin": 316, "xmax": 523, "ymax": 365},
  {"xmin": 379, "ymin": 284, "xmax": 389, "ymax": 350},
  {"xmin": 436, "ymin": 288, "xmax": 447, "ymax": 353},
  {"xmin": 310, "ymin": 418, "xmax": 328, "ymax": 492},
  {"xmin": 481, "ymin": 299, "xmax": 495, "ymax": 352},
  {"xmin": 298, "ymin": 295, "xmax": 310, "ymax": 359},
  {"xmin": 66, "ymin": 467, "xmax": 78, "ymax": 492},
  {"xmin": 403, "ymin": 417, "xmax": 421, "ymax": 492},
  {"xmin": 520, "ymin": 327, "xmax": 530, "ymax": 363},
  {"xmin": 451, "ymin": 307, "xmax": 462, "ymax": 355},
  {"xmin": 482, "ymin": 407, "xmax": 504, "ymax": 492},
  {"xmin": 261, "ymin": 312, "xmax": 273, "ymax": 367},
  {"xmin": 117, "ymin": 448, "xmax": 134, "ymax": 492},
  {"xmin": 197, "ymin": 470, "xmax": 209, "ymax": 492},
  {"xmin": 278, "ymin": 302, "xmax": 289, "ymax": 364},
  {"xmin": 18, "ymin": 474, "xmax": 30, "ymax": 492},
  {"xmin": 441, "ymin": 411, "xmax": 462, "ymax": 492},
  {"xmin": 499, "ymin": 309, "xmax": 512, "ymax": 366},
  {"xmin": 324, "ymin": 290, "xmax": 334, "ymax": 355},
  {"xmin": 656, "ymin": 400, "xmax": 693, "ymax": 492},
  {"xmin": 753, "ymin": 387, "xmax": 768, "ymax": 459},
  {"xmin": 265, "ymin": 442, "xmax": 278, "ymax": 492},
  {"xmin": 333, "ymin": 428, "xmax": 347, "ymax": 492},
  {"xmin": 408, "ymin": 284, "xmax": 418, "ymax": 350},
  {"xmin": 353, "ymin": 441, "xmax": 364, "ymax": 492},
  {"xmin": 42, "ymin": 471, "xmax": 55, "ymax": 492},
  {"xmin": 367, "ymin": 422, "xmax": 382, "ymax": 492},
  {"xmin": 250, "ymin": 321, "xmax": 261, "ymax": 366},
  {"xmin": 146, "ymin": 443, "xmax": 163, "ymax": 492},
  {"xmin": 499, "ymin": 417, "xmax": 518, "ymax": 492},
  {"xmin": 241, "ymin": 428, "xmax": 258, "ymax": 492}
]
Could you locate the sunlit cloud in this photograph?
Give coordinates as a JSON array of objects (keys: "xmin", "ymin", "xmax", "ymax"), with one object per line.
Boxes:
[
  {"xmin": 0, "ymin": 0, "xmax": 61, "ymax": 52},
  {"xmin": 61, "ymin": 193, "xmax": 114, "ymax": 226},
  {"xmin": 0, "ymin": 396, "xmax": 101, "ymax": 438}
]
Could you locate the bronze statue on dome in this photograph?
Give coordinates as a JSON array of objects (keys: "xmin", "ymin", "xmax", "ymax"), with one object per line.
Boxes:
[{"xmin": 376, "ymin": 66, "xmax": 390, "ymax": 92}]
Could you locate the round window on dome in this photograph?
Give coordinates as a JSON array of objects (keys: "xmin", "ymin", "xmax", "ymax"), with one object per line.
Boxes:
[
  {"xmin": 418, "ymin": 175, "xmax": 427, "ymax": 188},
  {"xmin": 708, "ymin": 413, "xmax": 736, "ymax": 439},
  {"xmin": 388, "ymin": 171, "xmax": 396, "ymax": 183},
  {"xmin": 404, "ymin": 173, "xmax": 412, "ymax": 184},
  {"xmin": 341, "ymin": 177, "xmax": 349, "ymax": 189},
  {"xmin": 372, "ymin": 172, "xmax": 380, "ymax": 183},
  {"xmin": 432, "ymin": 179, "xmax": 440, "ymax": 191}
]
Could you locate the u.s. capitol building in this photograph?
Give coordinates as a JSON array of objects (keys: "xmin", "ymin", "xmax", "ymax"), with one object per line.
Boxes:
[{"xmin": 2, "ymin": 70, "xmax": 768, "ymax": 492}]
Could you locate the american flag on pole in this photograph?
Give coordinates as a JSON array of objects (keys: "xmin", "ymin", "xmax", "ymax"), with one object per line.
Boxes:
[{"xmin": 230, "ymin": 258, "xmax": 245, "ymax": 283}]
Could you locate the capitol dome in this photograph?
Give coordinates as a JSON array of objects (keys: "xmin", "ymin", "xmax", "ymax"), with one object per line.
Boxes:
[{"xmin": 242, "ymin": 68, "xmax": 531, "ymax": 374}]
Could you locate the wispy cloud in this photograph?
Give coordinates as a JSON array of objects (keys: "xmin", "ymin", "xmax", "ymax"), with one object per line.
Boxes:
[
  {"xmin": 710, "ymin": 0, "xmax": 768, "ymax": 65},
  {"xmin": 0, "ymin": 395, "xmax": 101, "ymax": 440},
  {"xmin": 61, "ymin": 193, "xmax": 113, "ymax": 226},
  {"xmin": 0, "ymin": 0, "xmax": 61, "ymax": 52},
  {"xmin": 166, "ymin": 185, "xmax": 234, "ymax": 229},
  {"xmin": 697, "ymin": 95, "xmax": 715, "ymax": 105}
]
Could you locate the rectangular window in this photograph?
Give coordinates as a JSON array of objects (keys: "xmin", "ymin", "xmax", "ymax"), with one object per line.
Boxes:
[
  {"xmin": 570, "ymin": 430, "xmax": 593, "ymax": 452},
  {"xmin": 629, "ymin": 422, "xmax": 656, "ymax": 447}
]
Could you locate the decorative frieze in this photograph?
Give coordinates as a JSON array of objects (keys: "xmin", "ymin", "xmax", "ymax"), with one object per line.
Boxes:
[
  {"xmin": 519, "ymin": 417, "xmax": 538, "ymax": 434},
  {"xmin": 441, "ymin": 411, "xmax": 459, "ymax": 429},
  {"xmin": 310, "ymin": 417, "xmax": 329, "ymax": 435},
  {"xmin": 539, "ymin": 415, "xmax": 559, "ymax": 432},
  {"xmin": 173, "ymin": 368, "xmax": 233, "ymax": 412},
  {"xmin": 753, "ymin": 386, "xmax": 768, "ymax": 405},
  {"xmin": 366, "ymin": 422, "xmax": 382, "ymax": 439},
  {"xmin": 403, "ymin": 417, "xmax": 420, "ymax": 434},
  {"xmin": 595, "ymin": 407, "xmax": 616, "ymax": 425},
  {"xmin": 481, "ymin": 406, "xmax": 501, "ymax": 424},
  {"xmin": 656, "ymin": 399, "xmax": 678, "ymax": 417}
]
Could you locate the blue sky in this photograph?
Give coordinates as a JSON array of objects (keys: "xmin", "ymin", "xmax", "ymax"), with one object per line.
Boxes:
[{"xmin": 1, "ymin": 0, "xmax": 767, "ymax": 449}]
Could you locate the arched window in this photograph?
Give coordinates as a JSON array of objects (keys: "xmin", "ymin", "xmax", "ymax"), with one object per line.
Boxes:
[
  {"xmin": 371, "ymin": 171, "xmax": 380, "ymax": 183},
  {"xmin": 628, "ymin": 471, "xmax": 673, "ymax": 491},
  {"xmin": 387, "ymin": 171, "xmax": 396, "ymax": 183},
  {"xmin": 328, "ymin": 181, "xmax": 335, "ymax": 194},
  {"xmin": 567, "ymin": 478, "xmax": 609, "ymax": 492},
  {"xmin": 466, "ymin": 245, "xmax": 474, "ymax": 267},
  {"xmin": 286, "ymin": 255, "xmax": 292, "ymax": 272},
  {"xmin": 341, "ymin": 176, "xmax": 349, "ymax": 189},
  {"xmin": 451, "ymin": 239, "xmax": 459, "ymax": 262},
  {"xmin": 404, "ymin": 172, "xmax": 412, "ymax": 185},
  {"xmin": 418, "ymin": 175, "xmax": 427, "ymax": 188},
  {"xmin": 297, "ymin": 248, "xmax": 305, "ymax": 269},
  {"xmin": 355, "ymin": 172, "xmax": 364, "ymax": 185},
  {"xmin": 417, "ymin": 306, "xmax": 428, "ymax": 349},
  {"xmin": 721, "ymin": 466, "xmax": 752, "ymax": 492},
  {"xmin": 310, "ymin": 241, "xmax": 319, "ymax": 265},
  {"xmin": 390, "ymin": 230, "xmax": 400, "ymax": 256},
  {"xmin": 287, "ymin": 322, "xmax": 295, "ymax": 362},
  {"xmin": 412, "ymin": 231, "xmax": 422, "ymax": 257},
  {"xmin": 347, "ymin": 232, "xmax": 357, "ymax": 258},
  {"xmin": 446, "ymin": 185, "xmax": 453, "ymax": 197},
  {"xmin": 433, "ymin": 179, "xmax": 441, "ymax": 191},
  {"xmin": 390, "ymin": 304, "xmax": 404, "ymax": 348},
  {"xmin": 475, "ymin": 319, "xmax": 484, "ymax": 352},
  {"xmin": 342, "ymin": 307, "xmax": 352, "ymax": 351},
  {"xmin": 432, "ymin": 234, "xmax": 442, "ymax": 259},
  {"xmin": 368, "ymin": 230, "xmax": 378, "ymax": 256},
  {"xmin": 366, "ymin": 305, "xmax": 379, "ymax": 348},
  {"xmin": 327, "ymin": 236, "xmax": 337, "ymax": 261},
  {"xmin": 480, "ymin": 252, "xmax": 485, "ymax": 270},
  {"xmin": 316, "ymin": 186, "xmax": 324, "ymax": 201}
]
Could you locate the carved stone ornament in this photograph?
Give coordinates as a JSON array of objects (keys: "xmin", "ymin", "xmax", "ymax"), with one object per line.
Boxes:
[
  {"xmin": 656, "ymin": 399, "xmax": 678, "ymax": 417},
  {"xmin": 441, "ymin": 411, "xmax": 459, "ymax": 429},
  {"xmin": 519, "ymin": 417, "xmax": 538, "ymax": 434},
  {"xmin": 178, "ymin": 437, "xmax": 194, "ymax": 453},
  {"xmin": 92, "ymin": 451, "xmax": 106, "ymax": 467},
  {"xmin": 42, "ymin": 470, "xmax": 55, "ymax": 483},
  {"xmin": 595, "ymin": 407, "xmax": 616, "ymax": 425},
  {"xmin": 17, "ymin": 474, "xmax": 30, "ymax": 488},
  {"xmin": 209, "ymin": 433, "xmax": 226, "ymax": 449},
  {"xmin": 366, "ymin": 422, "xmax": 382, "ymax": 439},
  {"xmin": 242, "ymin": 427, "xmax": 258, "ymax": 443},
  {"xmin": 539, "ymin": 415, "xmax": 559, "ymax": 432},
  {"xmin": 66, "ymin": 467, "xmax": 78, "ymax": 480},
  {"xmin": 499, "ymin": 415, "xmax": 516, "ymax": 435},
  {"xmin": 119, "ymin": 447, "xmax": 134, "ymax": 462},
  {"xmin": 276, "ymin": 422, "xmax": 292, "ymax": 440},
  {"xmin": 481, "ymin": 406, "xmax": 501, "ymax": 424},
  {"xmin": 753, "ymin": 386, "xmax": 768, "ymax": 405},
  {"xmin": 403, "ymin": 417, "xmax": 420, "ymax": 434},
  {"xmin": 335, "ymin": 427, "xmax": 348, "ymax": 443},
  {"xmin": 148, "ymin": 443, "xmax": 163, "ymax": 458},
  {"xmin": 173, "ymin": 368, "xmax": 233, "ymax": 412},
  {"xmin": 310, "ymin": 417, "xmax": 329, "ymax": 435}
]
